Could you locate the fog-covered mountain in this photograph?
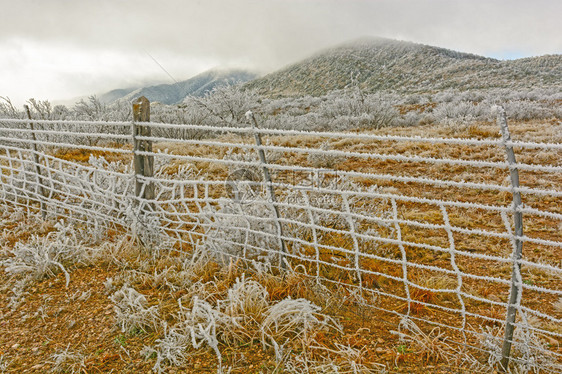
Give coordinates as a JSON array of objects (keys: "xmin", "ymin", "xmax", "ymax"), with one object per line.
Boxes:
[
  {"xmin": 244, "ymin": 37, "xmax": 561, "ymax": 97},
  {"xmin": 99, "ymin": 87, "xmax": 139, "ymax": 104},
  {"xmin": 97, "ymin": 37, "xmax": 560, "ymax": 103},
  {"xmin": 100, "ymin": 69, "xmax": 257, "ymax": 105}
]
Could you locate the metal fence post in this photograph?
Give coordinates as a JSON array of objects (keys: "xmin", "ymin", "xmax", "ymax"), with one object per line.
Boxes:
[
  {"xmin": 495, "ymin": 106, "xmax": 524, "ymax": 372},
  {"xmin": 24, "ymin": 105, "xmax": 47, "ymax": 220},
  {"xmin": 132, "ymin": 96, "xmax": 154, "ymax": 205},
  {"xmin": 246, "ymin": 111, "xmax": 288, "ymax": 269}
]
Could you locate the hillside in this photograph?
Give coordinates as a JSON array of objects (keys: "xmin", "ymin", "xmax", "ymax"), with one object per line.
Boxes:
[
  {"xmin": 98, "ymin": 87, "xmax": 139, "ymax": 104},
  {"xmin": 101, "ymin": 69, "xmax": 257, "ymax": 105},
  {"xmin": 245, "ymin": 37, "xmax": 562, "ymax": 96}
]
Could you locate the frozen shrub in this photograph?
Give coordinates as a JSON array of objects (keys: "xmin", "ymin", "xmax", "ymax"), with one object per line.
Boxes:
[
  {"xmin": 432, "ymin": 89, "xmax": 458, "ymax": 103},
  {"xmin": 151, "ymin": 102, "xmax": 213, "ymax": 140},
  {"xmin": 220, "ymin": 275, "xmax": 271, "ymax": 345},
  {"xmin": 73, "ymin": 96, "xmax": 106, "ymax": 120},
  {"xmin": 151, "ymin": 296, "xmax": 228, "ymax": 372},
  {"xmin": 261, "ymin": 297, "xmax": 340, "ymax": 362},
  {"xmin": 220, "ymin": 275, "xmax": 270, "ymax": 320},
  {"xmin": 0, "ymin": 221, "xmax": 89, "ymax": 287},
  {"xmin": 431, "ymin": 100, "xmax": 490, "ymax": 125},
  {"xmin": 202, "ymin": 196, "xmax": 281, "ymax": 264},
  {"xmin": 110, "ymin": 286, "xmax": 160, "ymax": 334},
  {"xmin": 317, "ymin": 92, "xmax": 398, "ymax": 130},
  {"xmin": 504, "ymin": 100, "xmax": 554, "ymax": 121},
  {"xmin": 186, "ymin": 85, "xmax": 260, "ymax": 128},
  {"xmin": 478, "ymin": 318, "xmax": 559, "ymax": 374},
  {"xmin": 394, "ymin": 110, "xmax": 423, "ymax": 127},
  {"xmin": 0, "ymin": 96, "xmax": 22, "ymax": 119},
  {"xmin": 26, "ymin": 98, "xmax": 55, "ymax": 120},
  {"xmin": 150, "ymin": 272, "xmax": 340, "ymax": 373}
]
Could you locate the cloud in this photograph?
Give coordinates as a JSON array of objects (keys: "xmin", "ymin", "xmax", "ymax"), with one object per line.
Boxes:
[{"xmin": 1, "ymin": 0, "xmax": 560, "ymax": 105}]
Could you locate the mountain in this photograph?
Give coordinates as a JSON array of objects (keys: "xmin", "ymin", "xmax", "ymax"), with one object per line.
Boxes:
[
  {"xmin": 245, "ymin": 37, "xmax": 562, "ymax": 97},
  {"xmin": 102, "ymin": 69, "xmax": 257, "ymax": 105},
  {"xmin": 99, "ymin": 87, "xmax": 139, "ymax": 104}
]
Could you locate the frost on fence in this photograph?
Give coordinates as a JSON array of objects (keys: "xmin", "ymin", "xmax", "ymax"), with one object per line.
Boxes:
[
  {"xmin": 140, "ymin": 121, "xmax": 562, "ymax": 372},
  {"xmin": 0, "ymin": 150, "xmax": 134, "ymax": 236},
  {"xmin": 0, "ymin": 119, "xmax": 135, "ymax": 240},
  {"xmin": 0, "ymin": 117, "xmax": 561, "ymax": 371}
]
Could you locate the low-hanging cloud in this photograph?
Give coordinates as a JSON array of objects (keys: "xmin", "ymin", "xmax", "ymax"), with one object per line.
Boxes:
[{"xmin": 1, "ymin": 0, "xmax": 560, "ymax": 105}]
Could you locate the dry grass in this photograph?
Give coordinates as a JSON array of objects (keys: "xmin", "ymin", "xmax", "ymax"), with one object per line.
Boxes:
[{"xmin": 394, "ymin": 318, "xmax": 459, "ymax": 365}]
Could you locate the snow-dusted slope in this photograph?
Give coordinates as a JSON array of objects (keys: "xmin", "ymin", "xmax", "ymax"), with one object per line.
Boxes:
[
  {"xmin": 245, "ymin": 37, "xmax": 561, "ymax": 96},
  {"xmin": 101, "ymin": 69, "xmax": 257, "ymax": 105}
]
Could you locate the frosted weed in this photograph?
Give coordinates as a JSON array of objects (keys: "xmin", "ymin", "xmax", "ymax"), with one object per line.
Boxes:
[
  {"xmin": 48, "ymin": 345, "xmax": 86, "ymax": 374},
  {"xmin": 0, "ymin": 221, "xmax": 90, "ymax": 287},
  {"xmin": 110, "ymin": 285, "xmax": 160, "ymax": 334}
]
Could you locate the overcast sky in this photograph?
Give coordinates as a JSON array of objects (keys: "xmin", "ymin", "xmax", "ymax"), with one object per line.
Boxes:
[{"xmin": 1, "ymin": 0, "xmax": 560, "ymax": 106}]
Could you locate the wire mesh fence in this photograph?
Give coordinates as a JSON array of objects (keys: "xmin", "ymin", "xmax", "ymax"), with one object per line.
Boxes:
[{"xmin": 0, "ymin": 103, "xmax": 561, "ymax": 372}]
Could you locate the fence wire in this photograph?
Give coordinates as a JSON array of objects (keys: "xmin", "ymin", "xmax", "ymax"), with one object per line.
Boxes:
[{"xmin": 0, "ymin": 116, "xmax": 561, "ymax": 372}]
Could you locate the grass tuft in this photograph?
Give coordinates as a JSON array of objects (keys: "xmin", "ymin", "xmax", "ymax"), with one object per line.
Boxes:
[{"xmin": 110, "ymin": 285, "xmax": 161, "ymax": 334}]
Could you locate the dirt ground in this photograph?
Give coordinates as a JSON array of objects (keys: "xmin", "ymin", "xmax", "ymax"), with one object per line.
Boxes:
[{"xmin": 0, "ymin": 215, "xmax": 502, "ymax": 374}]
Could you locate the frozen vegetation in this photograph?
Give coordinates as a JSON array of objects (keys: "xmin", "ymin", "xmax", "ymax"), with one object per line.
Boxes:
[{"xmin": 1, "ymin": 84, "xmax": 561, "ymax": 140}]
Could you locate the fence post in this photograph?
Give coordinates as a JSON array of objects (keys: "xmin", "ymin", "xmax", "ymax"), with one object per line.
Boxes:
[
  {"xmin": 24, "ymin": 105, "xmax": 47, "ymax": 220},
  {"xmin": 495, "ymin": 106, "xmax": 524, "ymax": 372},
  {"xmin": 132, "ymin": 96, "xmax": 154, "ymax": 205},
  {"xmin": 246, "ymin": 111, "xmax": 288, "ymax": 269}
]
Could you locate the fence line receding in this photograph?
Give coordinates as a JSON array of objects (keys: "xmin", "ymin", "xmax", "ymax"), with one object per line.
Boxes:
[{"xmin": 0, "ymin": 101, "xmax": 561, "ymax": 373}]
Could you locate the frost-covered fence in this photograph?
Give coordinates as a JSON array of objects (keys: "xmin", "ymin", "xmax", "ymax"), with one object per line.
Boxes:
[
  {"xmin": 0, "ymin": 118, "xmax": 134, "ymax": 237},
  {"xmin": 0, "ymin": 105, "xmax": 561, "ymax": 372}
]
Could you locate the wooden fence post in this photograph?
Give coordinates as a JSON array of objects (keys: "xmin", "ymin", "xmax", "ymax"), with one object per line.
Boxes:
[
  {"xmin": 24, "ymin": 105, "xmax": 47, "ymax": 220},
  {"xmin": 495, "ymin": 106, "xmax": 524, "ymax": 373},
  {"xmin": 132, "ymin": 96, "xmax": 154, "ymax": 204},
  {"xmin": 246, "ymin": 111, "xmax": 288, "ymax": 269}
]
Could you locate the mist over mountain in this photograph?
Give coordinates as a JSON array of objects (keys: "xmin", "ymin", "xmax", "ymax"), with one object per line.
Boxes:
[
  {"xmin": 98, "ymin": 87, "xmax": 139, "ymax": 104},
  {"xmin": 99, "ymin": 69, "xmax": 257, "ymax": 105},
  {"xmin": 96, "ymin": 37, "xmax": 560, "ymax": 106},
  {"xmin": 244, "ymin": 37, "xmax": 561, "ymax": 97}
]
